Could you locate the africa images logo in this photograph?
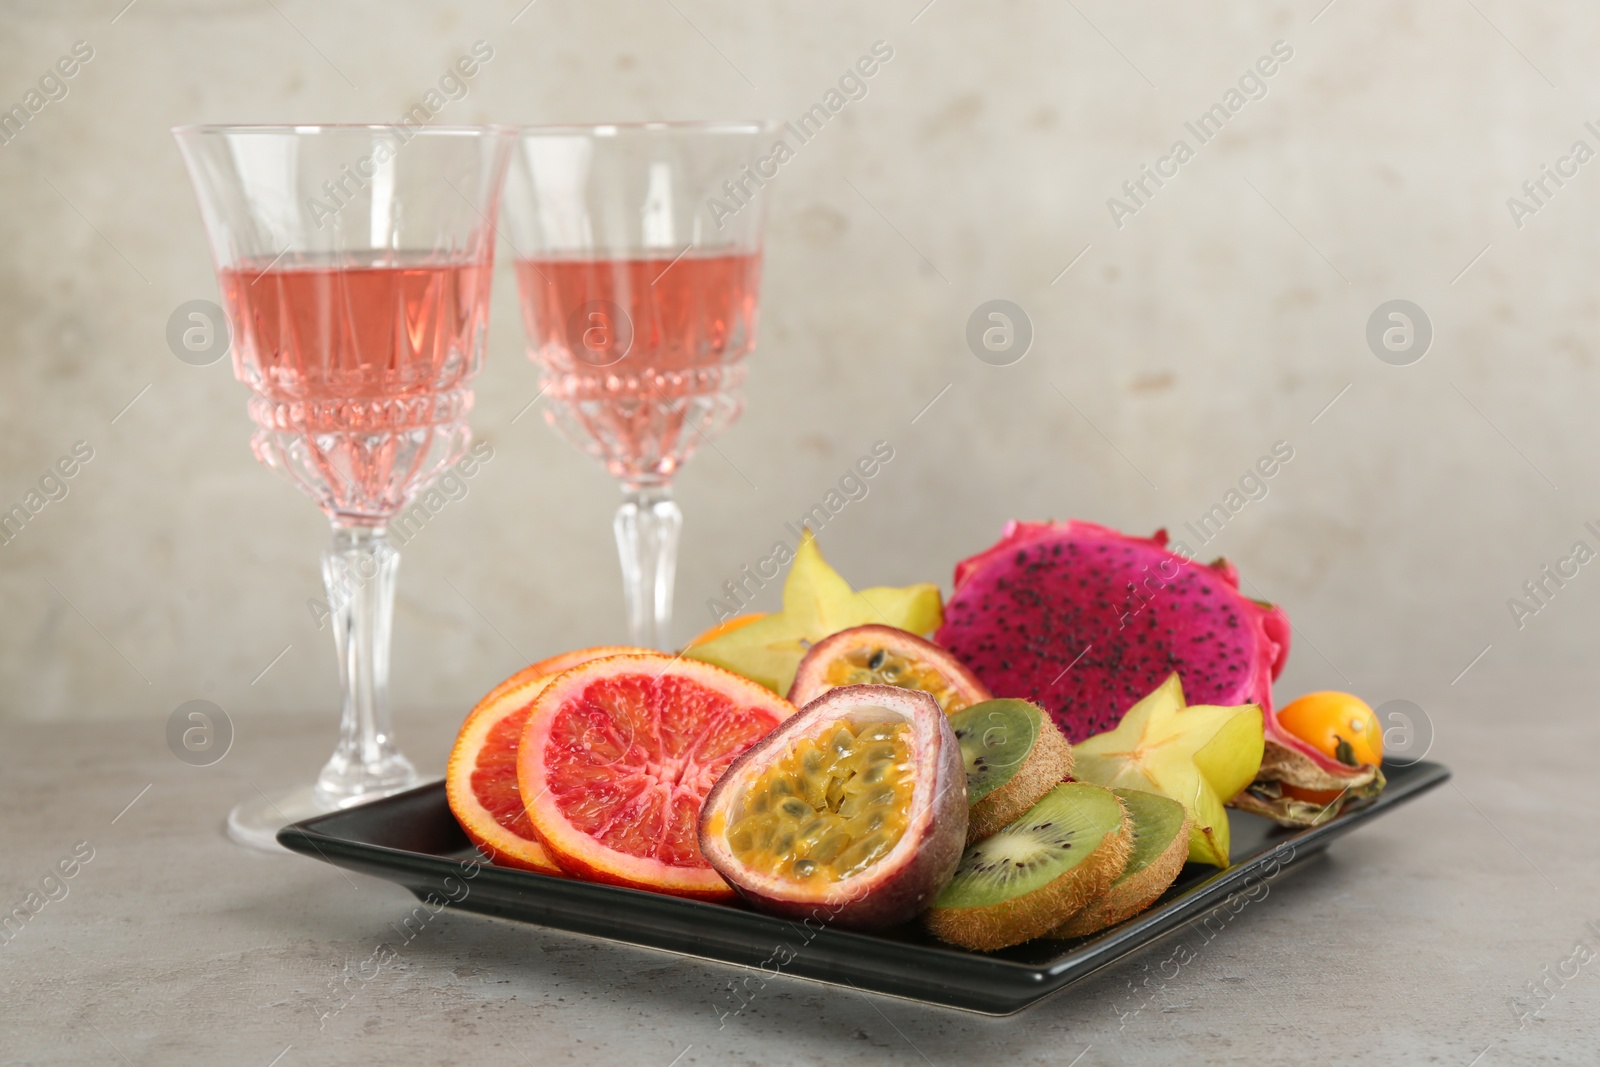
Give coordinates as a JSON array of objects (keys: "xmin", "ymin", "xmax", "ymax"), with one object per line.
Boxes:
[
  {"xmin": 1105, "ymin": 40, "xmax": 1294, "ymax": 229},
  {"xmin": 706, "ymin": 41, "xmax": 895, "ymax": 229}
]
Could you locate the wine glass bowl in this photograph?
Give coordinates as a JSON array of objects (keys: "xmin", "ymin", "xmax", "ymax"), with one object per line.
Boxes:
[
  {"xmin": 503, "ymin": 121, "xmax": 777, "ymax": 649},
  {"xmin": 227, "ymin": 254, "xmax": 490, "ymax": 523},
  {"xmin": 513, "ymin": 250, "xmax": 761, "ymax": 487},
  {"xmin": 175, "ymin": 124, "xmax": 515, "ymax": 848}
]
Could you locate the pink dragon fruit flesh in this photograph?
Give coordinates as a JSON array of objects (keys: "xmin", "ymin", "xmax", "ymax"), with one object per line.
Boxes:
[{"xmin": 935, "ymin": 520, "xmax": 1292, "ymax": 744}]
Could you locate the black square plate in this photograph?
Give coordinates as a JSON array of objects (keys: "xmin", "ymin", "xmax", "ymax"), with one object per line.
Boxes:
[{"xmin": 279, "ymin": 759, "xmax": 1450, "ymax": 1015}]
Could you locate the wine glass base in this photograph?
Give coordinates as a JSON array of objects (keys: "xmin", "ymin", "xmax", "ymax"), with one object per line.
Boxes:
[{"xmin": 226, "ymin": 779, "xmax": 432, "ymax": 852}]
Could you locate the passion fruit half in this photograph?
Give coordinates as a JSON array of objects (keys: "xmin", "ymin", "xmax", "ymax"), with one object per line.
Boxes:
[
  {"xmin": 698, "ymin": 684, "xmax": 968, "ymax": 930},
  {"xmin": 787, "ymin": 624, "xmax": 993, "ymax": 714}
]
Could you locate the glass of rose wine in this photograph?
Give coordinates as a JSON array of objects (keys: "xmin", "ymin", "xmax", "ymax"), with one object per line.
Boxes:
[
  {"xmin": 174, "ymin": 124, "xmax": 515, "ymax": 849},
  {"xmin": 503, "ymin": 121, "xmax": 778, "ymax": 650}
]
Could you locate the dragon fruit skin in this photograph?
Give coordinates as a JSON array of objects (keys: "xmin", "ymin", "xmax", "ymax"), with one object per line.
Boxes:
[{"xmin": 936, "ymin": 520, "xmax": 1294, "ymax": 744}]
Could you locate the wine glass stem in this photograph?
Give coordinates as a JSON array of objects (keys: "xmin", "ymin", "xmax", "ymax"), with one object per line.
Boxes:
[
  {"xmin": 314, "ymin": 523, "xmax": 417, "ymax": 807},
  {"xmin": 614, "ymin": 485, "xmax": 683, "ymax": 650}
]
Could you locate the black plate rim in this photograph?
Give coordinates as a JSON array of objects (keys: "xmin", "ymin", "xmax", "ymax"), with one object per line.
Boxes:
[{"xmin": 278, "ymin": 758, "xmax": 1451, "ymax": 1012}]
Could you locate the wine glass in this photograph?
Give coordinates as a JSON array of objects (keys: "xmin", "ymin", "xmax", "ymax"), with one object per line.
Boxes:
[
  {"xmin": 174, "ymin": 124, "xmax": 515, "ymax": 849},
  {"xmin": 502, "ymin": 121, "xmax": 778, "ymax": 650}
]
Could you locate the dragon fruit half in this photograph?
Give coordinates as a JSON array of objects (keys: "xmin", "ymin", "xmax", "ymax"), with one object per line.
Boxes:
[
  {"xmin": 937, "ymin": 520, "xmax": 1384, "ymax": 825},
  {"xmin": 935, "ymin": 520, "xmax": 1292, "ymax": 743}
]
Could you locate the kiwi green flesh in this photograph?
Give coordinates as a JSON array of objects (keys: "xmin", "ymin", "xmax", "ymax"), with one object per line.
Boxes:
[
  {"xmin": 1049, "ymin": 788, "xmax": 1190, "ymax": 939},
  {"xmin": 964, "ymin": 710, "xmax": 1074, "ymax": 845},
  {"xmin": 950, "ymin": 700, "xmax": 1042, "ymax": 805},
  {"xmin": 925, "ymin": 783, "xmax": 1132, "ymax": 951},
  {"xmin": 1108, "ymin": 788, "xmax": 1188, "ymax": 880}
]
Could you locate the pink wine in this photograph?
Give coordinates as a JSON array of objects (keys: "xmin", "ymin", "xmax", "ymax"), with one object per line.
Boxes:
[
  {"xmin": 514, "ymin": 251, "xmax": 762, "ymax": 484},
  {"xmin": 222, "ymin": 257, "xmax": 492, "ymax": 403},
  {"xmin": 221, "ymin": 256, "xmax": 494, "ymax": 518}
]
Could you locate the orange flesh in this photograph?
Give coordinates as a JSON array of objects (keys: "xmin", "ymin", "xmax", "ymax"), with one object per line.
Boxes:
[
  {"xmin": 725, "ymin": 721, "xmax": 914, "ymax": 883},
  {"xmin": 473, "ymin": 706, "xmax": 542, "ymax": 842},
  {"xmin": 544, "ymin": 673, "xmax": 777, "ymax": 869},
  {"xmin": 450, "ymin": 647, "xmax": 655, "ymax": 874},
  {"xmin": 823, "ymin": 649, "xmax": 970, "ymax": 712}
]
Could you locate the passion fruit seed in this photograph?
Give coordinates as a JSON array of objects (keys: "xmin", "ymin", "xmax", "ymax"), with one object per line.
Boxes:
[
  {"xmin": 825, "ymin": 647, "xmax": 964, "ymax": 709},
  {"xmin": 788, "ymin": 625, "xmax": 993, "ymax": 714},
  {"xmin": 725, "ymin": 721, "xmax": 916, "ymax": 883},
  {"xmin": 700, "ymin": 685, "xmax": 969, "ymax": 931}
]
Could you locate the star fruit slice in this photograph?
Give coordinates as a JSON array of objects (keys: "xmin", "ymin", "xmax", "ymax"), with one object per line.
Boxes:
[
  {"xmin": 685, "ymin": 530, "xmax": 943, "ymax": 695},
  {"xmin": 1072, "ymin": 674, "xmax": 1264, "ymax": 867}
]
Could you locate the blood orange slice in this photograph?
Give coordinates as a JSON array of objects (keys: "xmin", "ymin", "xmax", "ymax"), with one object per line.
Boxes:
[
  {"xmin": 447, "ymin": 646, "xmax": 651, "ymax": 874},
  {"xmin": 518, "ymin": 654, "xmax": 796, "ymax": 900}
]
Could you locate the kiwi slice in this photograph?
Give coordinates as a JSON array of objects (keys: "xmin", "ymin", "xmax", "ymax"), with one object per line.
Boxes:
[
  {"xmin": 923, "ymin": 782, "xmax": 1132, "ymax": 951},
  {"xmin": 950, "ymin": 700, "xmax": 1075, "ymax": 845},
  {"xmin": 1049, "ymin": 788, "xmax": 1191, "ymax": 939}
]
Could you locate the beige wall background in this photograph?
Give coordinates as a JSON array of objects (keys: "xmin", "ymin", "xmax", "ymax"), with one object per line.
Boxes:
[{"xmin": 0, "ymin": 1, "xmax": 1594, "ymax": 763}]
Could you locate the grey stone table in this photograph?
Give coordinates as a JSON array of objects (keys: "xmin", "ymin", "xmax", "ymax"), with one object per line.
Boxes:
[{"xmin": 2, "ymin": 672, "xmax": 1595, "ymax": 1066}]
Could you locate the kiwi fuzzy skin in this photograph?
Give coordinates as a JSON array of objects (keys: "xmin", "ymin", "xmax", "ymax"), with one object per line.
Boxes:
[
  {"xmin": 925, "ymin": 794, "xmax": 1133, "ymax": 952},
  {"xmin": 1049, "ymin": 813, "xmax": 1191, "ymax": 939},
  {"xmin": 966, "ymin": 718, "xmax": 1074, "ymax": 845}
]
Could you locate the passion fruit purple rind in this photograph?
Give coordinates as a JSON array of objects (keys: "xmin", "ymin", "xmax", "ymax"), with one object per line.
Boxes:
[{"xmin": 698, "ymin": 684, "xmax": 968, "ymax": 931}]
